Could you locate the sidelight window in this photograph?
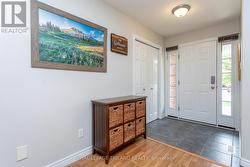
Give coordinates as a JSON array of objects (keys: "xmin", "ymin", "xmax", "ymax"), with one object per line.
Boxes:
[
  {"xmin": 221, "ymin": 44, "xmax": 232, "ymax": 116},
  {"xmin": 169, "ymin": 53, "xmax": 177, "ymax": 109}
]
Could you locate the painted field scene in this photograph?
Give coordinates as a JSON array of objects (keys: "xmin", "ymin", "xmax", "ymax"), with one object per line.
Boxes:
[{"xmin": 38, "ymin": 9, "xmax": 105, "ymax": 68}]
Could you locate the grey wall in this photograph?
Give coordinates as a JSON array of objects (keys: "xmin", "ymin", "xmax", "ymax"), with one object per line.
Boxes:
[
  {"xmin": 0, "ymin": 0, "xmax": 163, "ymax": 166},
  {"xmin": 165, "ymin": 19, "xmax": 241, "ymax": 47},
  {"xmin": 241, "ymin": 0, "xmax": 250, "ymax": 163}
]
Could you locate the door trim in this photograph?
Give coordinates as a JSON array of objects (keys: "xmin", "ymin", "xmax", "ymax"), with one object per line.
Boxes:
[{"xmin": 132, "ymin": 35, "xmax": 163, "ymax": 120}]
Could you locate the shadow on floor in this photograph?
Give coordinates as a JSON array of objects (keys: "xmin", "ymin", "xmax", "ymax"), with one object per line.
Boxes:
[{"xmin": 147, "ymin": 117, "xmax": 241, "ymax": 167}]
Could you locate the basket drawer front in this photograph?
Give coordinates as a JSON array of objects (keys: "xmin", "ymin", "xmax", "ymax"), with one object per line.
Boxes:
[
  {"xmin": 136, "ymin": 101, "xmax": 145, "ymax": 118},
  {"xmin": 109, "ymin": 126, "xmax": 123, "ymax": 151},
  {"xmin": 124, "ymin": 103, "xmax": 135, "ymax": 123},
  {"xmin": 136, "ymin": 117, "xmax": 145, "ymax": 136},
  {"xmin": 109, "ymin": 105, "xmax": 123, "ymax": 128},
  {"xmin": 124, "ymin": 121, "xmax": 135, "ymax": 142}
]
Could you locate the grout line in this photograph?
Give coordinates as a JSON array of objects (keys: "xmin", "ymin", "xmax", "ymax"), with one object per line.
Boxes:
[
  {"xmin": 230, "ymin": 154, "xmax": 233, "ymax": 167},
  {"xmin": 200, "ymin": 144, "xmax": 205, "ymax": 155},
  {"xmin": 230, "ymin": 138, "xmax": 236, "ymax": 167}
]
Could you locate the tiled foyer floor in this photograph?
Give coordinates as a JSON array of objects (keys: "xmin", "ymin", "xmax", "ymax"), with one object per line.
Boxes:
[{"xmin": 147, "ymin": 118, "xmax": 240, "ymax": 167}]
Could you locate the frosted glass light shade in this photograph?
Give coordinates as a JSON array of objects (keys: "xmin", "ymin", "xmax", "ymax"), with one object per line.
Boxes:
[{"xmin": 172, "ymin": 4, "xmax": 191, "ymax": 17}]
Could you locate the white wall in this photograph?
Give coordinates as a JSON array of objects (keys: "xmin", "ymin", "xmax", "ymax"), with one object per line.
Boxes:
[
  {"xmin": 165, "ymin": 19, "xmax": 241, "ymax": 47},
  {"xmin": 0, "ymin": 0, "xmax": 164, "ymax": 166},
  {"xmin": 241, "ymin": 0, "xmax": 250, "ymax": 164}
]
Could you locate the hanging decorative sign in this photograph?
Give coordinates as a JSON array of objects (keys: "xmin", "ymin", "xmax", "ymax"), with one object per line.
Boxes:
[{"xmin": 111, "ymin": 33, "xmax": 128, "ymax": 55}]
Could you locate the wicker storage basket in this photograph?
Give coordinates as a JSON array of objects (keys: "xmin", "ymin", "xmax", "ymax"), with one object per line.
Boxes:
[
  {"xmin": 136, "ymin": 101, "xmax": 145, "ymax": 118},
  {"xmin": 109, "ymin": 105, "xmax": 123, "ymax": 128},
  {"xmin": 109, "ymin": 125, "xmax": 123, "ymax": 151},
  {"xmin": 124, "ymin": 103, "xmax": 135, "ymax": 123},
  {"xmin": 136, "ymin": 117, "xmax": 145, "ymax": 136},
  {"xmin": 124, "ymin": 121, "xmax": 135, "ymax": 142}
]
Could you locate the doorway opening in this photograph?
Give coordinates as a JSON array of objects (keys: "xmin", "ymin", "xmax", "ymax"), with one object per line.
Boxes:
[
  {"xmin": 165, "ymin": 38, "xmax": 240, "ymax": 129},
  {"xmin": 157, "ymin": 36, "xmax": 241, "ymax": 166}
]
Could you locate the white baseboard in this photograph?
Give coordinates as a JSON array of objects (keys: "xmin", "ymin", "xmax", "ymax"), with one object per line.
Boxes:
[
  {"xmin": 241, "ymin": 157, "xmax": 250, "ymax": 167},
  {"xmin": 159, "ymin": 112, "xmax": 166, "ymax": 119},
  {"xmin": 45, "ymin": 146, "xmax": 92, "ymax": 167}
]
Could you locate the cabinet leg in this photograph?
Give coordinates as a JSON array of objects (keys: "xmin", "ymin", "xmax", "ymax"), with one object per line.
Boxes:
[{"xmin": 105, "ymin": 155, "xmax": 110, "ymax": 164}]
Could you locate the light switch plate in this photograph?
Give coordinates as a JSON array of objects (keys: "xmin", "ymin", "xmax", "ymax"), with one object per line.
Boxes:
[{"xmin": 16, "ymin": 145, "xmax": 28, "ymax": 161}]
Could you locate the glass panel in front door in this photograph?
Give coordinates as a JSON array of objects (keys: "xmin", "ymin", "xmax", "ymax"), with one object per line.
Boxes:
[{"xmin": 221, "ymin": 44, "xmax": 232, "ymax": 117}]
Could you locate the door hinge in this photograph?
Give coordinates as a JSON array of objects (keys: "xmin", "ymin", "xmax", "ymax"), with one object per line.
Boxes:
[
  {"xmin": 178, "ymin": 106, "xmax": 180, "ymax": 111},
  {"xmin": 178, "ymin": 80, "xmax": 180, "ymax": 85},
  {"xmin": 178, "ymin": 54, "xmax": 180, "ymax": 59}
]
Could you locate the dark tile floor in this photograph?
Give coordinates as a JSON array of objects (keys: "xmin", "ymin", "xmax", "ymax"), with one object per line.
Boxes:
[{"xmin": 147, "ymin": 118, "xmax": 240, "ymax": 167}]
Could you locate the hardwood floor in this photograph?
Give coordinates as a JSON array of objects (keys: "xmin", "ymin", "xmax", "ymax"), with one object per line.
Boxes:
[{"xmin": 68, "ymin": 138, "xmax": 227, "ymax": 167}]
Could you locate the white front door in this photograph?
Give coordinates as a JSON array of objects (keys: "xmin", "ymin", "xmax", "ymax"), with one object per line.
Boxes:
[
  {"xmin": 135, "ymin": 40, "xmax": 158, "ymax": 123},
  {"xmin": 179, "ymin": 40, "xmax": 217, "ymax": 124}
]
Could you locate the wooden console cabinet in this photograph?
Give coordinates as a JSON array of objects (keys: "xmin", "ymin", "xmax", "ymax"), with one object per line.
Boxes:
[{"xmin": 92, "ymin": 95, "xmax": 147, "ymax": 164}]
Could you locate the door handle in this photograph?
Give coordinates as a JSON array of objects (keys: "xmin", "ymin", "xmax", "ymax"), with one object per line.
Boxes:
[
  {"xmin": 210, "ymin": 76, "xmax": 216, "ymax": 90},
  {"xmin": 211, "ymin": 76, "xmax": 215, "ymax": 84},
  {"xmin": 150, "ymin": 88, "xmax": 153, "ymax": 90},
  {"xmin": 143, "ymin": 88, "xmax": 146, "ymax": 91}
]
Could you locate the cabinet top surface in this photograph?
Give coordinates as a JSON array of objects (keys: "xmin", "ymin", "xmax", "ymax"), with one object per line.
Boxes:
[{"xmin": 91, "ymin": 95, "xmax": 147, "ymax": 105}]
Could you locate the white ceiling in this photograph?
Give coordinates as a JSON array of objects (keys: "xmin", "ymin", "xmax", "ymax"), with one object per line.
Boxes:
[{"xmin": 103, "ymin": 0, "xmax": 241, "ymax": 37}]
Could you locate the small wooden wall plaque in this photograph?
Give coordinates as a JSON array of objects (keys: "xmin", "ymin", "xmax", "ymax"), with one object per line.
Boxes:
[{"xmin": 111, "ymin": 33, "xmax": 128, "ymax": 55}]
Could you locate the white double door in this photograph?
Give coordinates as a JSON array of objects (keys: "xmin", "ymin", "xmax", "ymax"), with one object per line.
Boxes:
[
  {"xmin": 179, "ymin": 40, "xmax": 217, "ymax": 124},
  {"xmin": 134, "ymin": 40, "xmax": 158, "ymax": 123}
]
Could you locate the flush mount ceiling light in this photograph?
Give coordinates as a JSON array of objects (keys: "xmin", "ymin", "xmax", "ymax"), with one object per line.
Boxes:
[{"xmin": 172, "ymin": 4, "xmax": 191, "ymax": 17}]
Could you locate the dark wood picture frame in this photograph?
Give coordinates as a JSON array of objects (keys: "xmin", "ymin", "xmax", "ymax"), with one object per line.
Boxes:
[
  {"xmin": 111, "ymin": 33, "xmax": 128, "ymax": 55},
  {"xmin": 31, "ymin": 0, "xmax": 108, "ymax": 72}
]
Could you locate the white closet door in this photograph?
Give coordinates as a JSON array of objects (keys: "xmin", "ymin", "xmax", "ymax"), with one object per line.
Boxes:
[
  {"xmin": 135, "ymin": 41, "xmax": 146, "ymax": 96},
  {"xmin": 146, "ymin": 46, "xmax": 158, "ymax": 123},
  {"xmin": 135, "ymin": 40, "xmax": 158, "ymax": 123},
  {"xmin": 179, "ymin": 40, "xmax": 217, "ymax": 124}
]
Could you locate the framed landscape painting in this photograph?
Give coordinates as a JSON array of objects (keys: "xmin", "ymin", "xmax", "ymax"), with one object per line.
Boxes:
[{"xmin": 31, "ymin": 1, "xmax": 107, "ymax": 72}]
